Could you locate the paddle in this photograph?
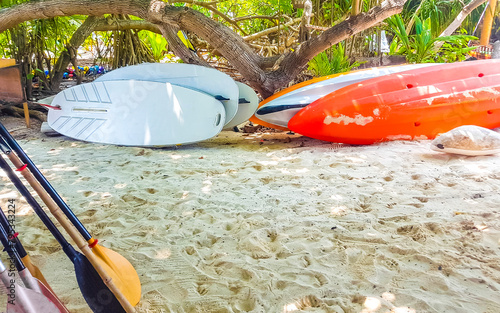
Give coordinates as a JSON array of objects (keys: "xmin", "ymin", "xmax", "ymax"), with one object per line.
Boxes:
[
  {"xmin": 0, "ymin": 203, "xmax": 54, "ymax": 293},
  {"xmin": 0, "ymin": 154, "xmax": 126, "ymax": 313},
  {"xmin": 0, "ymin": 122, "xmax": 141, "ymax": 310},
  {"xmin": 0, "ymin": 210, "xmax": 69, "ymax": 313},
  {"xmin": 0, "ymin": 258, "xmax": 59, "ymax": 313}
]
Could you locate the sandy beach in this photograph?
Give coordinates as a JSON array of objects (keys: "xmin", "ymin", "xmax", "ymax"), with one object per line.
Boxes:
[{"xmin": 0, "ymin": 116, "xmax": 499, "ymax": 313}]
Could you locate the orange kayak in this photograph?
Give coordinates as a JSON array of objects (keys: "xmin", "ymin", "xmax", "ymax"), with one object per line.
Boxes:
[
  {"xmin": 249, "ymin": 75, "xmax": 338, "ymax": 130},
  {"xmin": 288, "ymin": 60, "xmax": 500, "ymax": 145}
]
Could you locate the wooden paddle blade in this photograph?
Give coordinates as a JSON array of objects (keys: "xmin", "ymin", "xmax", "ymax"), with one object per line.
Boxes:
[
  {"xmin": 20, "ymin": 255, "xmax": 54, "ymax": 294},
  {"xmin": 73, "ymin": 251, "xmax": 126, "ymax": 313},
  {"xmin": 91, "ymin": 243, "xmax": 141, "ymax": 306}
]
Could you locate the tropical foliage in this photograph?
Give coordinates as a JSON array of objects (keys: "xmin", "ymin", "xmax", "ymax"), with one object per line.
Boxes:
[
  {"xmin": 387, "ymin": 14, "xmax": 476, "ymax": 63},
  {"xmin": 308, "ymin": 43, "xmax": 363, "ymax": 77},
  {"xmin": 0, "ymin": 0, "xmax": 493, "ymax": 99}
]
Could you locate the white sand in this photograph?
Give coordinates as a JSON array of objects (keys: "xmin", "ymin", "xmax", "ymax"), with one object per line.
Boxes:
[{"xmin": 0, "ymin": 117, "xmax": 499, "ymax": 313}]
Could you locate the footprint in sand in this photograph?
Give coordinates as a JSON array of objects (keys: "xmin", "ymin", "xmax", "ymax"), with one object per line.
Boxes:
[
  {"xmin": 233, "ymin": 290, "xmax": 257, "ymax": 312},
  {"xmin": 196, "ymin": 282, "xmax": 210, "ymax": 296},
  {"xmin": 285, "ymin": 295, "xmax": 323, "ymax": 311},
  {"xmin": 397, "ymin": 224, "xmax": 428, "ymax": 242},
  {"xmin": 146, "ymin": 188, "xmax": 158, "ymax": 194},
  {"xmin": 121, "ymin": 194, "xmax": 148, "ymax": 206}
]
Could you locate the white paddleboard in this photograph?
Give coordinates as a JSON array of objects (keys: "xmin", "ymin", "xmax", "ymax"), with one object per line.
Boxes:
[
  {"xmin": 47, "ymin": 80, "xmax": 226, "ymax": 146},
  {"xmin": 223, "ymin": 82, "xmax": 259, "ymax": 129},
  {"xmin": 255, "ymin": 63, "xmax": 440, "ymax": 128},
  {"xmin": 95, "ymin": 63, "xmax": 239, "ymax": 125}
]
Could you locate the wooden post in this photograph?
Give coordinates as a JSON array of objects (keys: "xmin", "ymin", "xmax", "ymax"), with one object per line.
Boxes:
[{"xmin": 22, "ymin": 102, "xmax": 30, "ymax": 128}]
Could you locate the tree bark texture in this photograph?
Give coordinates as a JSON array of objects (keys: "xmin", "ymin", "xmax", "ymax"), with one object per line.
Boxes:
[
  {"xmin": 50, "ymin": 15, "xmax": 102, "ymax": 90},
  {"xmin": 298, "ymin": 0, "xmax": 312, "ymax": 42},
  {"xmin": 0, "ymin": 0, "xmax": 408, "ymax": 97},
  {"xmin": 439, "ymin": 0, "xmax": 489, "ymax": 37}
]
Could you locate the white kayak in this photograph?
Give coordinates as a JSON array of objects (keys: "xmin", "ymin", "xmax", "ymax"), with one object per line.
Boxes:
[
  {"xmin": 47, "ymin": 80, "xmax": 226, "ymax": 146},
  {"xmin": 255, "ymin": 63, "xmax": 440, "ymax": 128},
  {"xmin": 95, "ymin": 63, "xmax": 239, "ymax": 125},
  {"xmin": 223, "ymin": 82, "xmax": 259, "ymax": 129}
]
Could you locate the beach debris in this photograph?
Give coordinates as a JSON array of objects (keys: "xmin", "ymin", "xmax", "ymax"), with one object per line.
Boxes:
[{"xmin": 431, "ymin": 125, "xmax": 500, "ymax": 156}]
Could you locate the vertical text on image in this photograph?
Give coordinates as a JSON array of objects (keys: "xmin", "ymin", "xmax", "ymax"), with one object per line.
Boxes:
[{"xmin": 6, "ymin": 199, "xmax": 16, "ymax": 305}]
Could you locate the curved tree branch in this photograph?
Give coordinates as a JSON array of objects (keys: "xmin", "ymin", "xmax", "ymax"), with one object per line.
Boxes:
[
  {"xmin": 234, "ymin": 14, "xmax": 278, "ymax": 23},
  {"xmin": 0, "ymin": 0, "xmax": 407, "ymax": 97},
  {"xmin": 439, "ymin": 0, "xmax": 489, "ymax": 37},
  {"xmin": 157, "ymin": 23, "xmax": 209, "ymax": 66},
  {"xmin": 202, "ymin": 4, "xmax": 248, "ymax": 35},
  {"xmin": 168, "ymin": 0, "xmax": 219, "ymax": 5},
  {"xmin": 243, "ymin": 16, "xmax": 302, "ymax": 42},
  {"xmin": 95, "ymin": 18, "xmax": 161, "ymax": 33},
  {"xmin": 51, "ymin": 15, "xmax": 103, "ymax": 90},
  {"xmin": 259, "ymin": 0, "xmax": 408, "ymax": 94}
]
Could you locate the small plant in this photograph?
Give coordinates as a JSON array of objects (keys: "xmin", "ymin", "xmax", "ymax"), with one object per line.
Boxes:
[
  {"xmin": 308, "ymin": 42, "xmax": 362, "ymax": 77},
  {"xmin": 146, "ymin": 32, "xmax": 168, "ymax": 62},
  {"xmin": 387, "ymin": 14, "xmax": 476, "ymax": 63}
]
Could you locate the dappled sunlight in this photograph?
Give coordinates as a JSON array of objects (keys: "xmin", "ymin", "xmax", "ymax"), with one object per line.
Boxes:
[
  {"xmin": 331, "ymin": 194, "xmax": 347, "ymax": 216},
  {"xmin": 202, "ymin": 179, "xmax": 212, "ymax": 194},
  {"xmin": 46, "ymin": 147, "xmax": 65, "ymax": 156},
  {"xmin": 171, "ymin": 154, "xmax": 191, "ymax": 160},
  {"xmin": 346, "ymin": 154, "xmax": 368, "ymax": 163},
  {"xmin": 0, "ymin": 189, "xmax": 18, "ymax": 200},
  {"xmin": 331, "ymin": 194, "xmax": 344, "ymax": 201},
  {"xmin": 0, "ymin": 186, "xmax": 35, "ymax": 216},
  {"xmin": 382, "ymin": 292, "xmax": 396, "ymax": 302},
  {"xmin": 474, "ymin": 224, "xmax": 489, "ymax": 231},
  {"xmin": 275, "ymin": 155, "xmax": 298, "ymax": 162},
  {"xmin": 283, "ymin": 302, "xmax": 299, "ymax": 312},
  {"xmin": 278, "ymin": 167, "xmax": 291, "ymax": 174},
  {"xmin": 79, "ymin": 190, "xmax": 113, "ymax": 203},
  {"xmin": 181, "ymin": 191, "xmax": 189, "ymax": 199},
  {"xmin": 331, "ymin": 205, "xmax": 348, "ymax": 216},
  {"xmin": 16, "ymin": 205, "xmax": 31, "ymax": 216},
  {"xmin": 100, "ymin": 192, "xmax": 112, "ymax": 199},
  {"xmin": 360, "ymin": 293, "xmax": 416, "ymax": 313},
  {"xmin": 362, "ymin": 297, "xmax": 381, "ymax": 312},
  {"xmin": 182, "ymin": 210, "xmax": 195, "ymax": 217},
  {"xmin": 154, "ymin": 248, "xmax": 172, "ymax": 260},
  {"xmin": 50, "ymin": 164, "xmax": 79, "ymax": 172},
  {"xmin": 258, "ymin": 160, "xmax": 279, "ymax": 166},
  {"xmin": 281, "ymin": 293, "xmax": 418, "ymax": 313}
]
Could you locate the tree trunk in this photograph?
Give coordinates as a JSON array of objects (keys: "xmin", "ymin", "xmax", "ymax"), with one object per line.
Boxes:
[
  {"xmin": 298, "ymin": 0, "xmax": 312, "ymax": 42},
  {"xmin": 156, "ymin": 24, "xmax": 209, "ymax": 66},
  {"xmin": 50, "ymin": 15, "xmax": 102, "ymax": 90},
  {"xmin": 0, "ymin": 0, "xmax": 408, "ymax": 97},
  {"xmin": 439, "ymin": 0, "xmax": 489, "ymax": 37}
]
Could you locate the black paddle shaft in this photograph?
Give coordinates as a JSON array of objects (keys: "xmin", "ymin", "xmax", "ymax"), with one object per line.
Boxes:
[
  {"xmin": 0, "ymin": 154, "xmax": 76, "ymax": 255},
  {"xmin": 0, "ymin": 122, "xmax": 92, "ymax": 241},
  {"xmin": 0, "ymin": 153, "xmax": 126, "ymax": 313},
  {"xmin": 0, "ymin": 208, "xmax": 25, "ymax": 272},
  {"xmin": 0, "ymin": 206, "xmax": 30, "ymax": 264}
]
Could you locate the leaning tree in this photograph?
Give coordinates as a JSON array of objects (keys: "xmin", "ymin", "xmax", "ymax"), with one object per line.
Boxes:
[{"xmin": 0, "ymin": 0, "xmax": 409, "ymax": 97}]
